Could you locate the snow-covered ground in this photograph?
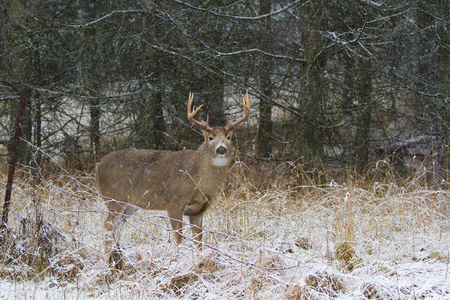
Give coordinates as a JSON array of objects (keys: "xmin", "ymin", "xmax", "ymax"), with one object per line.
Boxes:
[{"xmin": 0, "ymin": 170, "xmax": 449, "ymax": 299}]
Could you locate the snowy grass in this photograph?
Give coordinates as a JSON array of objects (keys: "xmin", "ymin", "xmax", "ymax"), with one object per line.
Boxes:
[{"xmin": 0, "ymin": 164, "xmax": 449, "ymax": 299}]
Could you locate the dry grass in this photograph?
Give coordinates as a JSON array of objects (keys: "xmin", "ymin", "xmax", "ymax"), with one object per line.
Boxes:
[{"xmin": 0, "ymin": 160, "xmax": 449, "ymax": 299}]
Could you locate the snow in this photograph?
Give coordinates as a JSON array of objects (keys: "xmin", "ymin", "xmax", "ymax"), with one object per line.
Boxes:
[{"xmin": 0, "ymin": 172, "xmax": 449, "ymax": 299}]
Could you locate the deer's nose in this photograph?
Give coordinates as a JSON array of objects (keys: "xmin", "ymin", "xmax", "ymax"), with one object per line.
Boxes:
[{"xmin": 216, "ymin": 146, "xmax": 227, "ymax": 156}]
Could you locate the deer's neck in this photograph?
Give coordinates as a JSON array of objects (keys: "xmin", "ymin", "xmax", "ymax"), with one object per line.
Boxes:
[{"xmin": 212, "ymin": 157, "xmax": 229, "ymax": 167}]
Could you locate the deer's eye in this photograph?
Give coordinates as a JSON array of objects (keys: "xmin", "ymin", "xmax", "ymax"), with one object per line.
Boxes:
[
  {"xmin": 227, "ymin": 136, "xmax": 231, "ymax": 140},
  {"xmin": 209, "ymin": 137, "xmax": 214, "ymax": 141}
]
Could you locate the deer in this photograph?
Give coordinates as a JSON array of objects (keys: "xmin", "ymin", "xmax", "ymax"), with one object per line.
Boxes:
[{"xmin": 96, "ymin": 91, "xmax": 250, "ymax": 267}]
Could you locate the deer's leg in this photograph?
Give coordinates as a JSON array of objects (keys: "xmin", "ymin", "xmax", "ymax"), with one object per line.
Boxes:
[
  {"xmin": 104, "ymin": 209, "xmax": 124, "ymax": 269},
  {"xmin": 167, "ymin": 206, "xmax": 184, "ymax": 245},
  {"xmin": 104, "ymin": 201, "xmax": 137, "ymax": 269},
  {"xmin": 104, "ymin": 201, "xmax": 123, "ymax": 250},
  {"xmin": 189, "ymin": 213, "xmax": 203, "ymax": 250},
  {"xmin": 104, "ymin": 214, "xmax": 116, "ymax": 253}
]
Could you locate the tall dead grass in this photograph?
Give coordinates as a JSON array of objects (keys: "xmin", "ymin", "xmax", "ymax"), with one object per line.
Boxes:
[{"xmin": 0, "ymin": 157, "xmax": 448, "ymax": 298}]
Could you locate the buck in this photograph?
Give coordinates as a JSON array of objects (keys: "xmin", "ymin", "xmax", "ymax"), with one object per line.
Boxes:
[{"xmin": 97, "ymin": 92, "xmax": 250, "ymax": 261}]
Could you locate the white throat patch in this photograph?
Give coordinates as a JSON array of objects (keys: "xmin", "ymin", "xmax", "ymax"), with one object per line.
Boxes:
[{"xmin": 212, "ymin": 157, "xmax": 229, "ymax": 167}]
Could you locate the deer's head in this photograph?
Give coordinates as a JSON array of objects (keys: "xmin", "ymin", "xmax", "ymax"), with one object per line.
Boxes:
[{"xmin": 187, "ymin": 92, "xmax": 251, "ymax": 165}]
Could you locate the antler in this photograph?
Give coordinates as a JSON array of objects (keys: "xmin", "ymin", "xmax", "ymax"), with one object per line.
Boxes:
[
  {"xmin": 187, "ymin": 92, "xmax": 213, "ymax": 132},
  {"xmin": 225, "ymin": 91, "xmax": 251, "ymax": 131}
]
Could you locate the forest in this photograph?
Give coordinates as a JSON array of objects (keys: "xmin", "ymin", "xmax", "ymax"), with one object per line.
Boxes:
[
  {"xmin": 0, "ymin": 0, "xmax": 448, "ymax": 176},
  {"xmin": 0, "ymin": 0, "xmax": 449, "ymax": 299}
]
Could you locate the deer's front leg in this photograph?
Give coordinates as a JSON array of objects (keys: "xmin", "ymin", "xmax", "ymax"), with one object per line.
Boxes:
[
  {"xmin": 167, "ymin": 206, "xmax": 184, "ymax": 245},
  {"xmin": 189, "ymin": 213, "xmax": 203, "ymax": 250}
]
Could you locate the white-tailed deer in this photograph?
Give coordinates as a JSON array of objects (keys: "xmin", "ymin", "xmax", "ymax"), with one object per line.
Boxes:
[{"xmin": 96, "ymin": 92, "xmax": 250, "ymax": 263}]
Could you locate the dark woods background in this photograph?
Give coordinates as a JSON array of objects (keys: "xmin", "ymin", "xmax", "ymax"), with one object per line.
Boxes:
[{"xmin": 0, "ymin": 0, "xmax": 448, "ymax": 184}]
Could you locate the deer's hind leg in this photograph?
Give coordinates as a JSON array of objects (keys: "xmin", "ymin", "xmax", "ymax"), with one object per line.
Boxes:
[{"xmin": 104, "ymin": 200, "xmax": 138, "ymax": 269}]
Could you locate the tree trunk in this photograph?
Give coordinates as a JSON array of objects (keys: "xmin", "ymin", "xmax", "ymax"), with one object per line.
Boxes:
[
  {"xmin": 145, "ymin": 62, "xmax": 166, "ymax": 150},
  {"xmin": 256, "ymin": 0, "xmax": 273, "ymax": 158},
  {"xmin": 90, "ymin": 98, "xmax": 101, "ymax": 160},
  {"xmin": 207, "ymin": 70, "xmax": 226, "ymax": 127},
  {"xmin": 438, "ymin": 0, "xmax": 450, "ymax": 170},
  {"xmin": 4, "ymin": 0, "xmax": 32, "ymax": 165},
  {"xmin": 2, "ymin": 97, "xmax": 26, "ymax": 229},
  {"xmin": 33, "ymin": 97, "xmax": 42, "ymax": 166},
  {"xmin": 298, "ymin": 1, "xmax": 325, "ymax": 164},
  {"xmin": 150, "ymin": 75, "xmax": 166, "ymax": 150},
  {"xmin": 354, "ymin": 58, "xmax": 373, "ymax": 171}
]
